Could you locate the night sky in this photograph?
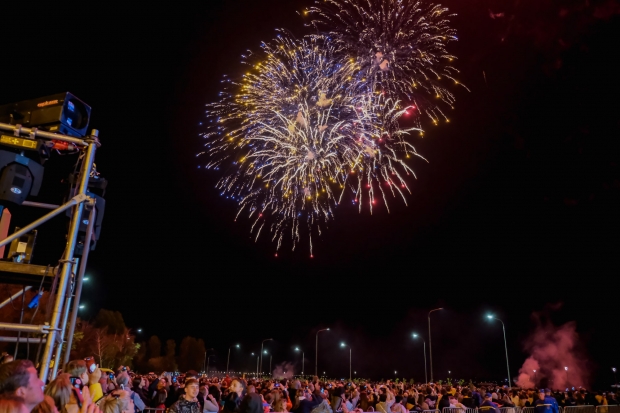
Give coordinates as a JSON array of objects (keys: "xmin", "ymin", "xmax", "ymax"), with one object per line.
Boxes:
[{"xmin": 2, "ymin": 0, "xmax": 620, "ymax": 387}]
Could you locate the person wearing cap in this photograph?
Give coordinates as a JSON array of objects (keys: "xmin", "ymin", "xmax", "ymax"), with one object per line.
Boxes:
[
  {"xmin": 534, "ymin": 389, "xmax": 553, "ymax": 413},
  {"xmin": 544, "ymin": 389, "xmax": 559, "ymax": 413},
  {"xmin": 480, "ymin": 393, "xmax": 500, "ymax": 413}
]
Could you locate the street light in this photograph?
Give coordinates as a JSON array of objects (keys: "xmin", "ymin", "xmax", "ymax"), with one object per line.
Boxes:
[
  {"xmin": 295, "ymin": 347, "xmax": 305, "ymax": 375},
  {"xmin": 79, "ymin": 305, "xmax": 85, "ymax": 309},
  {"xmin": 83, "ymin": 277, "xmax": 90, "ymax": 282},
  {"xmin": 316, "ymin": 328, "xmax": 330, "ymax": 376},
  {"xmin": 203, "ymin": 348, "xmax": 214, "ymax": 373},
  {"xmin": 428, "ymin": 308, "xmax": 443, "ymax": 382},
  {"xmin": 486, "ymin": 314, "xmax": 511, "ymax": 386},
  {"xmin": 260, "ymin": 338, "xmax": 273, "ymax": 374},
  {"xmin": 137, "ymin": 329, "xmax": 142, "ymax": 333},
  {"xmin": 340, "ymin": 342, "xmax": 351, "ymax": 381},
  {"xmin": 227, "ymin": 344, "xmax": 240, "ymax": 375},
  {"xmin": 412, "ymin": 333, "xmax": 428, "ymax": 383},
  {"xmin": 206, "ymin": 355, "xmax": 216, "ymax": 376}
]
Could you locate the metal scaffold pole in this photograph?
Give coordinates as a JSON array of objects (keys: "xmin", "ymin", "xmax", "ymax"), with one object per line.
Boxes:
[{"xmin": 38, "ymin": 140, "xmax": 97, "ymax": 381}]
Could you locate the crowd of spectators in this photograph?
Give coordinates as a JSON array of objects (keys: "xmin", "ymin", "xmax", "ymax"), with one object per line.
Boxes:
[{"xmin": 0, "ymin": 359, "xmax": 618, "ymax": 413}]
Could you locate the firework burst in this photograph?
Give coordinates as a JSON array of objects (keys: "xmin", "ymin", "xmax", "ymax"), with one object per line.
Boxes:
[
  {"xmin": 201, "ymin": 1, "xmax": 463, "ymax": 254},
  {"xmin": 308, "ymin": 0, "xmax": 469, "ymax": 126},
  {"xmin": 202, "ymin": 33, "xmax": 420, "ymax": 253}
]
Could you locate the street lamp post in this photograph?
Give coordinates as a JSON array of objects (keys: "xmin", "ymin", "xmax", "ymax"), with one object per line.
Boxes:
[
  {"xmin": 340, "ymin": 343, "xmax": 351, "ymax": 381},
  {"xmin": 487, "ymin": 315, "xmax": 511, "ymax": 386},
  {"xmin": 533, "ymin": 370, "xmax": 537, "ymax": 384},
  {"xmin": 428, "ymin": 308, "xmax": 443, "ymax": 382},
  {"xmin": 270, "ymin": 355, "xmax": 272, "ymax": 374},
  {"xmin": 256, "ymin": 355, "xmax": 259, "ymax": 376},
  {"xmin": 565, "ymin": 367, "xmax": 569, "ymax": 386},
  {"xmin": 412, "ymin": 333, "xmax": 428, "ymax": 383},
  {"xmin": 227, "ymin": 344, "xmax": 240, "ymax": 375},
  {"xmin": 316, "ymin": 328, "xmax": 330, "ymax": 376},
  {"xmin": 206, "ymin": 355, "xmax": 215, "ymax": 376},
  {"xmin": 203, "ymin": 348, "xmax": 214, "ymax": 373},
  {"xmin": 613, "ymin": 368, "xmax": 618, "ymax": 388},
  {"xmin": 295, "ymin": 347, "xmax": 305, "ymax": 375},
  {"xmin": 260, "ymin": 338, "xmax": 273, "ymax": 374}
]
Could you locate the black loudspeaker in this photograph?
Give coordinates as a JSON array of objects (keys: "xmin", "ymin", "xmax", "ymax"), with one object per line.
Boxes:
[{"xmin": 0, "ymin": 92, "xmax": 91, "ymax": 138}]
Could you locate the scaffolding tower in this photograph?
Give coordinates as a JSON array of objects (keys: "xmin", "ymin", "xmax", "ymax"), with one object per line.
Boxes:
[{"xmin": 0, "ymin": 121, "xmax": 99, "ymax": 381}]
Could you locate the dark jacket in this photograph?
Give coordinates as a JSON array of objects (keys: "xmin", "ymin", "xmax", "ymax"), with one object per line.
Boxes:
[
  {"xmin": 240, "ymin": 393, "xmax": 263, "ymax": 413},
  {"xmin": 133, "ymin": 387, "xmax": 150, "ymax": 405},
  {"xmin": 169, "ymin": 397, "xmax": 201, "ymax": 413},
  {"xmin": 480, "ymin": 400, "xmax": 500, "ymax": 413},
  {"xmin": 438, "ymin": 396, "xmax": 451, "ymax": 410},
  {"xmin": 223, "ymin": 392, "xmax": 242, "ymax": 413},
  {"xmin": 292, "ymin": 394, "xmax": 321, "ymax": 413}
]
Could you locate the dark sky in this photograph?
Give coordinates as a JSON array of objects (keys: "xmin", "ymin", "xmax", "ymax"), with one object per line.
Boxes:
[{"xmin": 2, "ymin": 0, "xmax": 620, "ymax": 386}]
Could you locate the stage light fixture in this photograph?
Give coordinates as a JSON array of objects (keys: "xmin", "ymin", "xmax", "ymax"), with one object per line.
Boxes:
[
  {"xmin": 0, "ymin": 92, "xmax": 91, "ymax": 137},
  {"xmin": 0, "ymin": 151, "xmax": 44, "ymax": 211}
]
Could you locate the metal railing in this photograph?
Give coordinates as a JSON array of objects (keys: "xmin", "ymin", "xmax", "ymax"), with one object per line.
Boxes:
[
  {"xmin": 442, "ymin": 408, "xmax": 475, "ymax": 413},
  {"xmin": 596, "ymin": 406, "xmax": 620, "ymax": 413},
  {"xmin": 564, "ymin": 406, "xmax": 595, "ymax": 413}
]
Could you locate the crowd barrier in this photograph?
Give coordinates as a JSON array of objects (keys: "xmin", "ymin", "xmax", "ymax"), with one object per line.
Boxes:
[
  {"xmin": 564, "ymin": 407, "xmax": 595, "ymax": 413},
  {"xmin": 596, "ymin": 407, "xmax": 620, "ymax": 413},
  {"xmin": 142, "ymin": 409, "xmax": 165, "ymax": 413}
]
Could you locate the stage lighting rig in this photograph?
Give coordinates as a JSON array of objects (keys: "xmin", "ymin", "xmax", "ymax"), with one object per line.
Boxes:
[{"xmin": 0, "ymin": 92, "xmax": 91, "ymax": 138}]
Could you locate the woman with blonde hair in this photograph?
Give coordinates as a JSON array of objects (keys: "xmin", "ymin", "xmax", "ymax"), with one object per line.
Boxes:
[
  {"xmin": 272, "ymin": 390, "xmax": 287, "ymax": 413},
  {"xmin": 32, "ymin": 396, "xmax": 59, "ymax": 413},
  {"xmin": 44, "ymin": 375, "xmax": 72, "ymax": 413},
  {"xmin": 100, "ymin": 391, "xmax": 134, "ymax": 413}
]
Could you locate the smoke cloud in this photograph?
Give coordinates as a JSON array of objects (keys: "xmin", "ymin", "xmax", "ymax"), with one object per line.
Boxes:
[
  {"xmin": 515, "ymin": 312, "xmax": 588, "ymax": 389},
  {"xmin": 272, "ymin": 362, "xmax": 295, "ymax": 380}
]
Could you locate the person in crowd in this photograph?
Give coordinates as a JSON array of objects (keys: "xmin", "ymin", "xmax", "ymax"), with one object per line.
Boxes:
[
  {"xmin": 114, "ymin": 373, "xmax": 144, "ymax": 412},
  {"xmin": 375, "ymin": 394, "xmax": 391, "ymax": 413},
  {"xmin": 153, "ymin": 389, "xmax": 166, "ymax": 410},
  {"xmin": 544, "ymin": 389, "xmax": 559, "ymax": 413},
  {"xmin": 43, "ymin": 374, "xmax": 71, "ymax": 413},
  {"xmin": 291, "ymin": 387, "xmax": 319, "ymax": 413},
  {"xmin": 222, "ymin": 379, "xmax": 246, "ymax": 413},
  {"xmin": 100, "ymin": 390, "xmax": 134, "ymax": 413},
  {"xmin": 0, "ymin": 361, "xmax": 45, "ymax": 413},
  {"xmin": 534, "ymin": 389, "xmax": 553, "ymax": 413},
  {"xmin": 239, "ymin": 391, "xmax": 263, "ymax": 413},
  {"xmin": 63, "ymin": 361, "xmax": 102, "ymax": 404},
  {"xmin": 272, "ymin": 390, "xmax": 288, "ymax": 413},
  {"xmin": 169, "ymin": 378, "xmax": 200, "ymax": 413},
  {"xmin": 448, "ymin": 395, "xmax": 468, "ymax": 410},
  {"xmin": 0, "ymin": 395, "xmax": 28, "ymax": 413},
  {"xmin": 480, "ymin": 393, "xmax": 500, "ymax": 413},
  {"xmin": 204, "ymin": 386, "xmax": 220, "ymax": 413},
  {"xmin": 388, "ymin": 398, "xmax": 406, "ymax": 413},
  {"xmin": 131, "ymin": 377, "xmax": 148, "ymax": 406},
  {"xmin": 437, "ymin": 389, "xmax": 450, "ymax": 410},
  {"xmin": 32, "ymin": 396, "xmax": 59, "ymax": 413}
]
